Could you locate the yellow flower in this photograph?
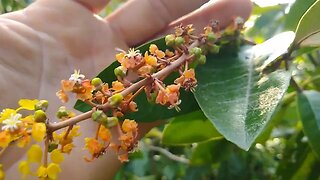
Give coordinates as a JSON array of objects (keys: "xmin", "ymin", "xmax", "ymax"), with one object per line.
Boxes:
[
  {"xmin": 0, "ymin": 108, "xmax": 16, "ymax": 123},
  {"xmin": 32, "ymin": 123, "xmax": 46, "ymax": 142},
  {"xmin": 50, "ymin": 149, "xmax": 64, "ymax": 164},
  {"xmin": 17, "ymin": 99, "xmax": 39, "ymax": 111},
  {"xmin": 17, "ymin": 134, "xmax": 31, "ymax": 148},
  {"xmin": 36, "ymin": 165, "xmax": 47, "ymax": 178},
  {"xmin": 27, "ymin": 144, "xmax": 42, "ymax": 163},
  {"xmin": 61, "ymin": 143, "xmax": 74, "ymax": 154},
  {"xmin": 144, "ymin": 52, "xmax": 158, "ymax": 67},
  {"xmin": 0, "ymin": 131, "xmax": 11, "ymax": 148},
  {"xmin": 18, "ymin": 161, "xmax": 30, "ymax": 179},
  {"xmin": 37, "ymin": 163, "xmax": 62, "ymax": 180},
  {"xmin": 47, "ymin": 163, "xmax": 62, "ymax": 179},
  {"xmin": 0, "ymin": 164, "xmax": 5, "ymax": 180}
]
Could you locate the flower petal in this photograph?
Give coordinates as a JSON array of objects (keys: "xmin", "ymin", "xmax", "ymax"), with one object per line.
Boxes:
[
  {"xmin": 32, "ymin": 123, "xmax": 46, "ymax": 142},
  {"xmin": 27, "ymin": 144, "xmax": 43, "ymax": 163},
  {"xmin": 50, "ymin": 149, "xmax": 64, "ymax": 164}
]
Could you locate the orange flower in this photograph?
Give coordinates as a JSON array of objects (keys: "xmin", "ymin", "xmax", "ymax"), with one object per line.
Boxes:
[
  {"xmin": 98, "ymin": 126, "xmax": 111, "ymax": 142},
  {"xmin": 56, "ymin": 90, "xmax": 68, "ymax": 103},
  {"xmin": 112, "ymin": 81, "xmax": 125, "ymax": 91},
  {"xmin": 174, "ymin": 69, "xmax": 197, "ymax": 91},
  {"xmin": 122, "ymin": 119, "xmax": 138, "ymax": 133},
  {"xmin": 156, "ymin": 84, "xmax": 181, "ymax": 109},
  {"xmin": 0, "ymin": 131, "xmax": 11, "ymax": 148},
  {"xmin": 84, "ymin": 138, "xmax": 103, "ymax": 155}
]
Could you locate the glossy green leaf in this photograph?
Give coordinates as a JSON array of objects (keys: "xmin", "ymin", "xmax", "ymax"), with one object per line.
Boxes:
[
  {"xmin": 294, "ymin": 0, "xmax": 320, "ymax": 46},
  {"xmin": 74, "ymin": 38, "xmax": 200, "ymax": 122},
  {"xmin": 162, "ymin": 111, "xmax": 222, "ymax": 145},
  {"xmin": 194, "ymin": 32, "xmax": 292, "ymax": 150},
  {"xmin": 297, "ymin": 90, "xmax": 320, "ymax": 157}
]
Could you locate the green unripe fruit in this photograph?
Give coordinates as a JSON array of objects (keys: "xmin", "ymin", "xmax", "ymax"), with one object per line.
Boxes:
[
  {"xmin": 56, "ymin": 106, "xmax": 69, "ymax": 119},
  {"xmin": 175, "ymin": 37, "xmax": 185, "ymax": 46},
  {"xmin": 48, "ymin": 143, "xmax": 58, "ymax": 152},
  {"xmin": 102, "ymin": 117, "xmax": 119, "ymax": 128},
  {"xmin": 207, "ymin": 32, "xmax": 216, "ymax": 41},
  {"xmin": 34, "ymin": 110, "xmax": 47, "ymax": 123},
  {"xmin": 190, "ymin": 47, "xmax": 202, "ymax": 58},
  {"xmin": 114, "ymin": 66, "xmax": 127, "ymax": 77},
  {"xmin": 108, "ymin": 93, "xmax": 123, "ymax": 107},
  {"xmin": 91, "ymin": 110, "xmax": 108, "ymax": 122},
  {"xmin": 165, "ymin": 34, "xmax": 175, "ymax": 47},
  {"xmin": 34, "ymin": 100, "xmax": 49, "ymax": 111},
  {"xmin": 209, "ymin": 44, "xmax": 220, "ymax": 54},
  {"xmin": 91, "ymin": 77, "xmax": 102, "ymax": 87},
  {"xmin": 198, "ymin": 55, "xmax": 207, "ymax": 65}
]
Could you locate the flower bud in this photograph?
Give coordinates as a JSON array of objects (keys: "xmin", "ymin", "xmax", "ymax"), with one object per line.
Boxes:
[
  {"xmin": 209, "ymin": 44, "xmax": 220, "ymax": 54},
  {"xmin": 198, "ymin": 55, "xmax": 207, "ymax": 65},
  {"xmin": 34, "ymin": 100, "xmax": 49, "ymax": 111},
  {"xmin": 102, "ymin": 117, "xmax": 119, "ymax": 128},
  {"xmin": 91, "ymin": 77, "xmax": 102, "ymax": 87},
  {"xmin": 34, "ymin": 110, "xmax": 47, "ymax": 123},
  {"xmin": 56, "ymin": 106, "xmax": 69, "ymax": 119},
  {"xmin": 175, "ymin": 37, "xmax": 185, "ymax": 46},
  {"xmin": 114, "ymin": 66, "xmax": 127, "ymax": 77},
  {"xmin": 108, "ymin": 93, "xmax": 123, "ymax": 107},
  {"xmin": 91, "ymin": 110, "xmax": 108, "ymax": 122},
  {"xmin": 48, "ymin": 143, "xmax": 58, "ymax": 152},
  {"xmin": 190, "ymin": 47, "xmax": 202, "ymax": 58},
  {"xmin": 165, "ymin": 34, "xmax": 175, "ymax": 47},
  {"xmin": 207, "ymin": 32, "xmax": 216, "ymax": 41}
]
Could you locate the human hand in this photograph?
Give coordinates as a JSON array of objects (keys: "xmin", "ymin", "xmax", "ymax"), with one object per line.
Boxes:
[{"xmin": 0, "ymin": 0, "xmax": 251, "ymax": 179}]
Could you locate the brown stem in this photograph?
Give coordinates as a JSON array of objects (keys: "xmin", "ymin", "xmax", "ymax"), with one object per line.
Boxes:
[{"xmin": 44, "ymin": 137, "xmax": 49, "ymax": 167}]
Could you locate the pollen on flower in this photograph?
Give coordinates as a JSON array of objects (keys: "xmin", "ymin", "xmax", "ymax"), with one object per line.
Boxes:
[
  {"xmin": 1, "ymin": 113, "xmax": 22, "ymax": 132},
  {"xmin": 69, "ymin": 69, "xmax": 85, "ymax": 84}
]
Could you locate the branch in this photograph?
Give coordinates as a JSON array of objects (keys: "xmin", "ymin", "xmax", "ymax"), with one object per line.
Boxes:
[
  {"xmin": 47, "ymin": 41, "xmax": 199, "ymax": 132},
  {"xmin": 146, "ymin": 144, "xmax": 190, "ymax": 164}
]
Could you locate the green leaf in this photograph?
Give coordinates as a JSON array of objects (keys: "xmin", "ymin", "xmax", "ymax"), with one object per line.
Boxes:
[
  {"xmin": 194, "ymin": 32, "xmax": 292, "ymax": 150},
  {"xmin": 294, "ymin": 0, "xmax": 320, "ymax": 46},
  {"xmin": 162, "ymin": 111, "xmax": 222, "ymax": 145},
  {"xmin": 297, "ymin": 90, "xmax": 320, "ymax": 157},
  {"xmin": 285, "ymin": 0, "xmax": 317, "ymax": 31},
  {"xmin": 74, "ymin": 38, "xmax": 200, "ymax": 122}
]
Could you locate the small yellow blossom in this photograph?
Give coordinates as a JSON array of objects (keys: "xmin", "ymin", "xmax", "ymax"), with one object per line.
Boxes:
[
  {"xmin": 18, "ymin": 161, "xmax": 30, "ymax": 179},
  {"xmin": 47, "ymin": 163, "xmax": 62, "ymax": 179},
  {"xmin": 32, "ymin": 123, "xmax": 46, "ymax": 142},
  {"xmin": 17, "ymin": 134, "xmax": 31, "ymax": 148},
  {"xmin": 17, "ymin": 99, "xmax": 39, "ymax": 111},
  {"xmin": 0, "ymin": 108, "xmax": 16, "ymax": 123},
  {"xmin": 27, "ymin": 144, "xmax": 42, "ymax": 163},
  {"xmin": 50, "ymin": 149, "xmax": 64, "ymax": 164},
  {"xmin": 0, "ymin": 164, "xmax": 5, "ymax": 180},
  {"xmin": 84, "ymin": 138, "xmax": 103, "ymax": 155}
]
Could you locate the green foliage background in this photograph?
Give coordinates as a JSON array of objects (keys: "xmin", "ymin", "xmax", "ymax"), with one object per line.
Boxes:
[{"xmin": 3, "ymin": 0, "xmax": 320, "ymax": 179}]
